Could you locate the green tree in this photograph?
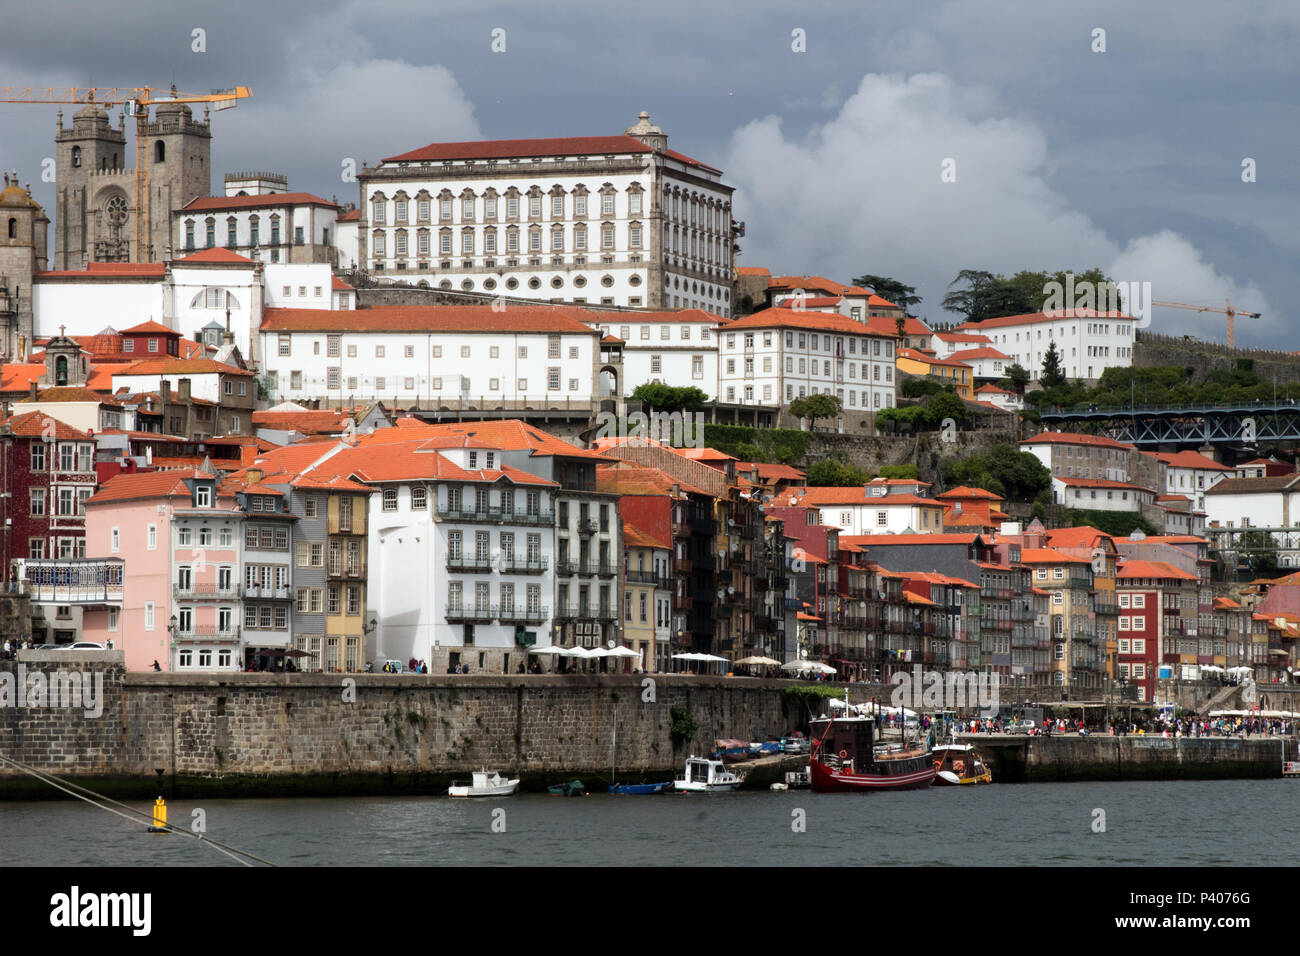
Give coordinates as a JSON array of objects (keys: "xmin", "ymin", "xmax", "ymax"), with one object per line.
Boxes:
[
  {"xmin": 806, "ymin": 458, "xmax": 873, "ymax": 486},
  {"xmin": 941, "ymin": 269, "xmax": 1000, "ymax": 323},
  {"xmin": 789, "ymin": 393, "xmax": 842, "ymax": 432},
  {"xmin": 630, "ymin": 383, "xmax": 708, "ymax": 413},
  {"xmin": 942, "ymin": 443, "xmax": 1051, "ymax": 502},
  {"xmin": 1002, "ymin": 362, "xmax": 1031, "ymax": 395},
  {"xmin": 878, "ymin": 464, "xmax": 918, "ymax": 479},
  {"xmin": 924, "ymin": 391, "xmax": 971, "ymax": 429},
  {"xmin": 1039, "ymin": 341, "xmax": 1067, "ymax": 390},
  {"xmin": 851, "ymin": 274, "xmax": 922, "ymax": 312}
]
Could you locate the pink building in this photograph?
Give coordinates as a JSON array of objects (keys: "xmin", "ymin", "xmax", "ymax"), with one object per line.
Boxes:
[{"xmin": 84, "ymin": 468, "xmax": 243, "ymax": 672}]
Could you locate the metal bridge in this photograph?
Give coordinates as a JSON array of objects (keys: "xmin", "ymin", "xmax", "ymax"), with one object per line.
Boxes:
[{"xmin": 1037, "ymin": 400, "xmax": 1300, "ymax": 448}]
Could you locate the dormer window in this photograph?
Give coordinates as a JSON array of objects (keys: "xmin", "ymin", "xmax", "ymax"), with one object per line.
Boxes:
[
  {"xmin": 195, "ymin": 485, "xmax": 212, "ymax": 508},
  {"xmin": 148, "ymin": 338, "xmax": 159, "ymax": 353}
]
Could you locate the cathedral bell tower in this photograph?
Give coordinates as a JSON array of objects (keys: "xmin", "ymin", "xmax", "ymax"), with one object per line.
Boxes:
[{"xmin": 0, "ymin": 172, "xmax": 48, "ymax": 361}]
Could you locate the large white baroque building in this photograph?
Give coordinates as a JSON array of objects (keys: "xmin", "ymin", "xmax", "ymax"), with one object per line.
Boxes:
[
  {"xmin": 356, "ymin": 113, "xmax": 736, "ymax": 315},
  {"xmin": 587, "ymin": 308, "xmax": 725, "ymax": 400}
]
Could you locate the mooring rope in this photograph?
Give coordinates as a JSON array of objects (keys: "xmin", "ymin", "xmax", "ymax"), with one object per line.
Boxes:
[{"xmin": 0, "ymin": 752, "xmax": 277, "ymax": 867}]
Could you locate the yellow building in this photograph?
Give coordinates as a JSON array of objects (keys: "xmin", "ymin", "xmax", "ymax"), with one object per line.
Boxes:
[
  {"xmin": 1018, "ymin": 548, "xmax": 1099, "ymax": 692},
  {"xmin": 896, "ymin": 349, "xmax": 974, "ymax": 400},
  {"xmin": 622, "ymin": 523, "xmax": 671, "ymax": 670}
]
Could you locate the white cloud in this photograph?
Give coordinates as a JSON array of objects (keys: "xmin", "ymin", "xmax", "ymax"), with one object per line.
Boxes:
[
  {"xmin": 224, "ymin": 58, "xmax": 481, "ymax": 197},
  {"xmin": 725, "ymin": 72, "xmax": 1270, "ymax": 342}
]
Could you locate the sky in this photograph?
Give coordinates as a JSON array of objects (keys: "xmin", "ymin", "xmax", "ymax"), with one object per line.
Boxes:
[{"xmin": 0, "ymin": 0, "xmax": 1295, "ymax": 347}]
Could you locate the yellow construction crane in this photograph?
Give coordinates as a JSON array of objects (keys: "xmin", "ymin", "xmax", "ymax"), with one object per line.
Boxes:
[
  {"xmin": 0, "ymin": 85, "xmax": 252, "ymax": 262},
  {"xmin": 1151, "ymin": 298, "xmax": 1261, "ymax": 349}
]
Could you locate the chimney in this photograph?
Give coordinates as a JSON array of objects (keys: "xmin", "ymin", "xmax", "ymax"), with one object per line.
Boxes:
[
  {"xmin": 179, "ymin": 378, "xmax": 191, "ymax": 403},
  {"xmin": 160, "ymin": 380, "xmax": 171, "ymax": 404},
  {"xmin": 29, "ymin": 381, "xmax": 38, "ymax": 401}
]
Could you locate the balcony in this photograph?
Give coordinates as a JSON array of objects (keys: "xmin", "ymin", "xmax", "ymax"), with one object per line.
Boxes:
[
  {"xmin": 501, "ymin": 555, "xmax": 548, "ymax": 574},
  {"xmin": 173, "ymin": 583, "xmax": 241, "ymax": 601},
  {"xmin": 175, "ymin": 627, "xmax": 241, "ymax": 643},
  {"xmin": 446, "ymin": 556, "xmax": 494, "ymax": 573},
  {"xmin": 499, "ymin": 605, "xmax": 550, "ymax": 624},
  {"xmin": 242, "ymin": 584, "xmax": 292, "ymax": 600},
  {"xmin": 577, "ymin": 518, "xmax": 599, "ymax": 536},
  {"xmin": 674, "ymin": 594, "xmax": 694, "ymax": 612},
  {"xmin": 446, "ymin": 604, "xmax": 497, "ymax": 623},
  {"xmin": 554, "ymin": 605, "xmax": 617, "ymax": 622},
  {"xmin": 626, "ymin": 568, "xmax": 658, "ymax": 585},
  {"xmin": 17, "ymin": 558, "xmax": 125, "ymax": 606},
  {"xmin": 438, "ymin": 506, "xmax": 555, "ymax": 526}
]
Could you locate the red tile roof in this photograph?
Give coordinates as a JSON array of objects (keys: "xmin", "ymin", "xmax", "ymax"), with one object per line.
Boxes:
[
  {"xmin": 338, "ymin": 209, "xmax": 362, "ymax": 222},
  {"xmin": 35, "ymin": 262, "xmax": 167, "ymax": 279},
  {"xmin": 252, "ymin": 409, "xmax": 354, "ymax": 435},
  {"xmin": 767, "ymin": 276, "xmax": 870, "ymax": 297},
  {"xmin": 1149, "ymin": 450, "xmax": 1234, "ymax": 471},
  {"xmin": 948, "ymin": 346, "xmax": 1012, "ymax": 361},
  {"xmin": 1054, "ymin": 477, "xmax": 1153, "ymax": 492},
  {"xmin": 588, "ymin": 307, "xmax": 728, "ymax": 325},
  {"xmin": 840, "ymin": 533, "xmax": 980, "ymax": 546},
  {"xmin": 1018, "ymin": 548, "xmax": 1091, "ymax": 564},
  {"xmin": 1022, "ymin": 431, "xmax": 1134, "ymax": 450},
  {"xmin": 935, "ymin": 332, "xmax": 992, "ymax": 344},
  {"xmin": 261, "ymin": 304, "xmax": 599, "ymax": 334},
  {"xmin": 331, "ymin": 276, "xmax": 355, "ymax": 291},
  {"xmin": 174, "ymin": 248, "xmax": 256, "ymax": 265},
  {"xmin": 179, "ymin": 192, "xmax": 338, "ymax": 213},
  {"xmin": 900, "ymin": 348, "xmax": 971, "ymax": 369},
  {"xmin": 734, "ymin": 266, "xmax": 770, "ymax": 276},
  {"xmin": 23, "ymin": 386, "xmax": 121, "ymax": 405},
  {"xmin": 360, "ymin": 418, "xmax": 612, "ymax": 461},
  {"xmin": 623, "ymin": 523, "xmax": 670, "ymax": 551},
  {"xmin": 381, "ymin": 134, "xmax": 721, "ymax": 174},
  {"xmin": 955, "ymin": 309, "xmax": 1137, "ymax": 331},
  {"xmin": 1116, "ymin": 560, "xmax": 1197, "ymax": 581},
  {"xmin": 121, "ymin": 320, "xmax": 180, "ymax": 336},
  {"xmin": 723, "ymin": 307, "xmax": 894, "ymax": 337},
  {"xmin": 0, "ymin": 364, "xmax": 45, "ymax": 392},
  {"xmin": 1, "ymin": 410, "xmax": 90, "ymax": 440},
  {"xmin": 937, "ymin": 486, "xmax": 1003, "ymax": 500},
  {"xmin": 116, "ymin": 358, "xmax": 254, "ymax": 377},
  {"xmin": 88, "ymin": 468, "xmax": 220, "ymax": 504}
]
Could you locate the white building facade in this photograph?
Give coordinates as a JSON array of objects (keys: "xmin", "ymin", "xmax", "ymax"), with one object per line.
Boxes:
[
  {"xmin": 258, "ymin": 304, "xmax": 602, "ymax": 406},
  {"xmin": 954, "ymin": 309, "xmax": 1138, "ymax": 382},
  {"xmin": 356, "ymin": 113, "xmax": 736, "ymax": 315},
  {"xmin": 716, "ymin": 308, "xmax": 898, "ymax": 409},
  {"xmin": 588, "ymin": 308, "xmax": 723, "ymax": 399}
]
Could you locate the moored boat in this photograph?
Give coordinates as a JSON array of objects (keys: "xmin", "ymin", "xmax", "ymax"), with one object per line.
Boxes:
[
  {"xmin": 547, "ymin": 779, "xmax": 587, "ymax": 796},
  {"xmin": 673, "ymin": 756, "xmax": 744, "ymax": 792},
  {"xmin": 931, "ymin": 743, "xmax": 992, "ymax": 785},
  {"xmin": 809, "ymin": 716, "xmax": 936, "ymax": 792},
  {"xmin": 448, "ymin": 770, "xmax": 519, "ymax": 798},
  {"xmin": 609, "ymin": 781, "xmax": 673, "ymax": 794}
]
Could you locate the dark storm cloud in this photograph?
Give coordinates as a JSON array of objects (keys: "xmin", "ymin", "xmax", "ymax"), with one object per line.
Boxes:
[{"xmin": 0, "ymin": 0, "xmax": 1293, "ymax": 344}]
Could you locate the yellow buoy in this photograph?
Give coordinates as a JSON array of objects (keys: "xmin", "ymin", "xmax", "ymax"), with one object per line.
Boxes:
[{"xmin": 147, "ymin": 796, "xmax": 169, "ymax": 833}]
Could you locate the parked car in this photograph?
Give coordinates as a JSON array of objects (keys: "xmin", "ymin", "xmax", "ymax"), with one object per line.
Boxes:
[
  {"xmin": 1007, "ymin": 720, "xmax": 1037, "ymax": 735},
  {"xmin": 64, "ymin": 642, "xmax": 106, "ymax": 650},
  {"xmin": 780, "ymin": 735, "xmax": 810, "ymax": 754}
]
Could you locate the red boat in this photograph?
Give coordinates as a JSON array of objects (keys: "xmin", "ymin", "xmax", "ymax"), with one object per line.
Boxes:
[{"xmin": 809, "ymin": 716, "xmax": 936, "ymax": 792}]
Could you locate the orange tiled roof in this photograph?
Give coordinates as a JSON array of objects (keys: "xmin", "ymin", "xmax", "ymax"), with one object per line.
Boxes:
[
  {"xmin": 252, "ymin": 409, "xmax": 353, "ymax": 435},
  {"xmin": 722, "ymin": 307, "xmax": 894, "ymax": 337},
  {"xmin": 174, "ymin": 248, "xmax": 256, "ymax": 265},
  {"xmin": 954, "ymin": 309, "xmax": 1137, "ymax": 331},
  {"xmin": 88, "ymin": 468, "xmax": 220, "ymax": 504},
  {"xmin": 1018, "ymin": 548, "xmax": 1091, "ymax": 564},
  {"xmin": 179, "ymin": 193, "xmax": 338, "ymax": 213},
  {"xmin": 261, "ymin": 304, "xmax": 599, "ymax": 334},
  {"xmin": 116, "ymin": 358, "xmax": 254, "ymax": 377},
  {"xmin": 1, "ymin": 410, "xmax": 90, "ymax": 440},
  {"xmin": 1116, "ymin": 560, "xmax": 1197, "ymax": 581},
  {"xmin": 381, "ymin": 134, "xmax": 721, "ymax": 174},
  {"xmin": 1022, "ymin": 431, "xmax": 1134, "ymax": 450},
  {"xmin": 120, "ymin": 320, "xmax": 180, "ymax": 336}
]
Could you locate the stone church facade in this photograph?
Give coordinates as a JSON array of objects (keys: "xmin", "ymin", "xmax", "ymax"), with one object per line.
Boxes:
[
  {"xmin": 0, "ymin": 173, "xmax": 49, "ymax": 361},
  {"xmin": 53, "ymin": 102, "xmax": 212, "ymax": 269}
]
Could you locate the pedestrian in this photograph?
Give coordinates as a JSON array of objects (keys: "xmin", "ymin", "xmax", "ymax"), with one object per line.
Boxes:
[{"xmin": 152, "ymin": 659, "xmax": 161, "ymax": 671}]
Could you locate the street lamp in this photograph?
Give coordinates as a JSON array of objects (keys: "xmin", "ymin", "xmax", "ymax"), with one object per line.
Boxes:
[{"xmin": 167, "ymin": 614, "xmax": 178, "ymax": 670}]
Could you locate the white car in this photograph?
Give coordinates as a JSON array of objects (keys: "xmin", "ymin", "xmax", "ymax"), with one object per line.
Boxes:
[{"xmin": 63, "ymin": 642, "xmax": 106, "ymax": 650}]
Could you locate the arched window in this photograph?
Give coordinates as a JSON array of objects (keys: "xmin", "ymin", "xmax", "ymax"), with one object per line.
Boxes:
[
  {"xmin": 71, "ymin": 146, "xmax": 81, "ymax": 168},
  {"xmin": 190, "ymin": 288, "xmax": 241, "ymax": 310},
  {"xmin": 155, "ymin": 141, "xmax": 165, "ymax": 163},
  {"xmin": 55, "ymin": 356, "xmax": 68, "ymax": 386}
]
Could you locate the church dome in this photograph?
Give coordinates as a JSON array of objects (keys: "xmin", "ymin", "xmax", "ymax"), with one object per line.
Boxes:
[{"xmin": 0, "ymin": 173, "xmax": 38, "ymax": 208}]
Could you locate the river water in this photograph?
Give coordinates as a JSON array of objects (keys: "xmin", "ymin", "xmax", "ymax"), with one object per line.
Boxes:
[{"xmin": 1, "ymin": 779, "xmax": 1296, "ymax": 866}]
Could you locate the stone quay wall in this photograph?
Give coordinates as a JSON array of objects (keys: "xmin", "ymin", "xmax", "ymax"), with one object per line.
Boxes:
[{"xmin": 0, "ymin": 654, "xmax": 804, "ymax": 797}]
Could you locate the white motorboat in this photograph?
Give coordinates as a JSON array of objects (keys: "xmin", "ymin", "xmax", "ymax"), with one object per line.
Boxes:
[
  {"xmin": 673, "ymin": 756, "xmax": 743, "ymax": 792},
  {"xmin": 448, "ymin": 770, "xmax": 520, "ymax": 798}
]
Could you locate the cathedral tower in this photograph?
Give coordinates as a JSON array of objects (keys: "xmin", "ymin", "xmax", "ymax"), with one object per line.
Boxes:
[{"xmin": 0, "ymin": 172, "xmax": 48, "ymax": 360}]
